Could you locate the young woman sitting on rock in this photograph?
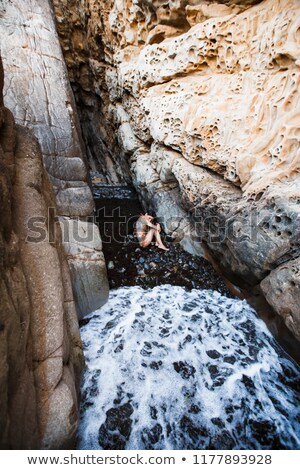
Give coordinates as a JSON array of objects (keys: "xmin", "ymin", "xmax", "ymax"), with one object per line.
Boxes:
[{"xmin": 135, "ymin": 213, "xmax": 169, "ymax": 251}]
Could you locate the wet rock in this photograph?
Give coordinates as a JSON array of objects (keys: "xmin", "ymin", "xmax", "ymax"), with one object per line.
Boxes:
[
  {"xmin": 150, "ymin": 406, "xmax": 158, "ymax": 420},
  {"xmin": 141, "ymin": 423, "xmax": 163, "ymax": 448},
  {"xmin": 183, "ymin": 335, "xmax": 192, "ymax": 345},
  {"xmin": 211, "ymin": 417, "xmax": 225, "ymax": 429},
  {"xmin": 248, "ymin": 419, "xmax": 280, "ymax": 448},
  {"xmin": 159, "ymin": 328, "xmax": 171, "ymax": 338},
  {"xmin": 173, "ymin": 361, "xmax": 196, "ymax": 379},
  {"xmin": 114, "ymin": 342, "xmax": 124, "ymax": 353},
  {"xmin": 214, "ymin": 377, "xmax": 226, "ymax": 387},
  {"xmin": 242, "ymin": 374, "xmax": 255, "ymax": 391},
  {"xmin": 98, "ymin": 402, "xmax": 134, "ymax": 450},
  {"xmin": 182, "ymin": 301, "xmax": 198, "ymax": 312},
  {"xmin": 140, "ymin": 342, "xmax": 152, "ymax": 356},
  {"xmin": 149, "ymin": 361, "xmax": 163, "ymax": 370},
  {"xmin": 90, "ymin": 370, "xmax": 101, "ymax": 393},
  {"xmin": 208, "ymin": 365, "xmax": 219, "ymax": 379},
  {"xmin": 224, "ymin": 355, "xmax": 236, "ymax": 364},
  {"xmin": 189, "ymin": 405, "xmax": 201, "ymax": 414},
  {"xmin": 210, "ymin": 430, "xmax": 236, "ymax": 450},
  {"xmin": 207, "ymin": 350, "xmax": 221, "ymax": 359},
  {"xmin": 180, "ymin": 416, "xmax": 209, "ymax": 447}
]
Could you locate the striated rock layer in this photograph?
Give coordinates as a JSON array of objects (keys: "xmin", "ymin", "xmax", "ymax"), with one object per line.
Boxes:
[
  {"xmin": 0, "ymin": 0, "xmax": 109, "ymax": 319},
  {"xmin": 53, "ymin": 0, "xmax": 300, "ymax": 341},
  {"xmin": 0, "ymin": 57, "xmax": 84, "ymax": 449}
]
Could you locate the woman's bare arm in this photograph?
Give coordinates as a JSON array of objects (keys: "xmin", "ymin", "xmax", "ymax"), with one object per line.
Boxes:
[{"xmin": 145, "ymin": 220, "xmax": 159, "ymax": 230}]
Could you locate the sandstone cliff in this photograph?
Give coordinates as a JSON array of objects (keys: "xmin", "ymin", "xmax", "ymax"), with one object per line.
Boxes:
[
  {"xmin": 0, "ymin": 0, "xmax": 109, "ymax": 319},
  {"xmin": 53, "ymin": 0, "xmax": 300, "ymax": 341},
  {"xmin": 0, "ymin": 57, "xmax": 83, "ymax": 449}
]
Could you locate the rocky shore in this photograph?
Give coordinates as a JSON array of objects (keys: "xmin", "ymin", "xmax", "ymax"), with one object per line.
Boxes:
[{"xmin": 93, "ymin": 185, "xmax": 231, "ymax": 294}]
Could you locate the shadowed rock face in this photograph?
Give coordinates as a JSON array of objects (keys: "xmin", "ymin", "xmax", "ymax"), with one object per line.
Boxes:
[
  {"xmin": 0, "ymin": 57, "xmax": 84, "ymax": 449},
  {"xmin": 0, "ymin": 0, "xmax": 109, "ymax": 319},
  {"xmin": 53, "ymin": 0, "xmax": 300, "ymax": 341}
]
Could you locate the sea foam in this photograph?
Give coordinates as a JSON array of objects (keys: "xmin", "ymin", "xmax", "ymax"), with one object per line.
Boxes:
[{"xmin": 78, "ymin": 285, "xmax": 300, "ymax": 450}]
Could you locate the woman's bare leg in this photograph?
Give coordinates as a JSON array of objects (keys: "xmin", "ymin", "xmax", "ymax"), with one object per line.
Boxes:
[
  {"xmin": 154, "ymin": 226, "xmax": 169, "ymax": 251},
  {"xmin": 139, "ymin": 228, "xmax": 155, "ymax": 248}
]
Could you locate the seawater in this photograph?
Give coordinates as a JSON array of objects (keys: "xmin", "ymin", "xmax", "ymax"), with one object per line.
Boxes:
[{"xmin": 78, "ymin": 285, "xmax": 300, "ymax": 450}]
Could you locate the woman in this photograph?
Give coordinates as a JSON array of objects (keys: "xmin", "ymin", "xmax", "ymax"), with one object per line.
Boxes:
[{"xmin": 135, "ymin": 213, "xmax": 169, "ymax": 251}]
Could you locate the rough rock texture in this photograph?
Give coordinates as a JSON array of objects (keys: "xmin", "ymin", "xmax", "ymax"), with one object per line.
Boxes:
[
  {"xmin": 52, "ymin": 0, "xmax": 132, "ymax": 184},
  {"xmin": 0, "ymin": 0, "xmax": 109, "ymax": 318},
  {"xmin": 53, "ymin": 0, "xmax": 300, "ymax": 340},
  {"xmin": 261, "ymin": 258, "xmax": 300, "ymax": 342},
  {"xmin": 0, "ymin": 57, "xmax": 84, "ymax": 449}
]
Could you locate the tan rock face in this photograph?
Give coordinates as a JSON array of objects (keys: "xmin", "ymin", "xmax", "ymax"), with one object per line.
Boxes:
[
  {"xmin": 0, "ymin": 0, "xmax": 109, "ymax": 318},
  {"xmin": 113, "ymin": 0, "xmax": 300, "ymax": 195},
  {"xmin": 0, "ymin": 57, "xmax": 84, "ymax": 449},
  {"xmin": 52, "ymin": 0, "xmax": 300, "ymax": 341}
]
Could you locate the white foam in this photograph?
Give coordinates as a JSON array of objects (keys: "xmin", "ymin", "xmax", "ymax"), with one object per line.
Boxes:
[{"xmin": 78, "ymin": 285, "xmax": 300, "ymax": 450}]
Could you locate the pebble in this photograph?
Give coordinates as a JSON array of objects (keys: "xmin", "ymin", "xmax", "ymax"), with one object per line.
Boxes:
[{"xmin": 108, "ymin": 261, "xmax": 115, "ymax": 270}]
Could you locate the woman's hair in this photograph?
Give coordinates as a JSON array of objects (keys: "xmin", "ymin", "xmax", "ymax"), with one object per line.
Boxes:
[{"xmin": 140, "ymin": 213, "xmax": 154, "ymax": 219}]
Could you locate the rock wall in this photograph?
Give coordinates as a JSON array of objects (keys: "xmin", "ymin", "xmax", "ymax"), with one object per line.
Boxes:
[
  {"xmin": 0, "ymin": 57, "xmax": 83, "ymax": 449},
  {"xmin": 52, "ymin": 0, "xmax": 132, "ymax": 184},
  {"xmin": 0, "ymin": 0, "xmax": 109, "ymax": 319},
  {"xmin": 53, "ymin": 0, "xmax": 300, "ymax": 341}
]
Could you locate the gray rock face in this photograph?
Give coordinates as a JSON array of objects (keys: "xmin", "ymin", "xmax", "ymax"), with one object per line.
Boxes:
[
  {"xmin": 261, "ymin": 258, "xmax": 300, "ymax": 342},
  {"xmin": 59, "ymin": 217, "xmax": 109, "ymax": 318},
  {"xmin": 171, "ymin": 158, "xmax": 300, "ymax": 285},
  {"xmin": 0, "ymin": 0, "xmax": 109, "ymax": 318}
]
